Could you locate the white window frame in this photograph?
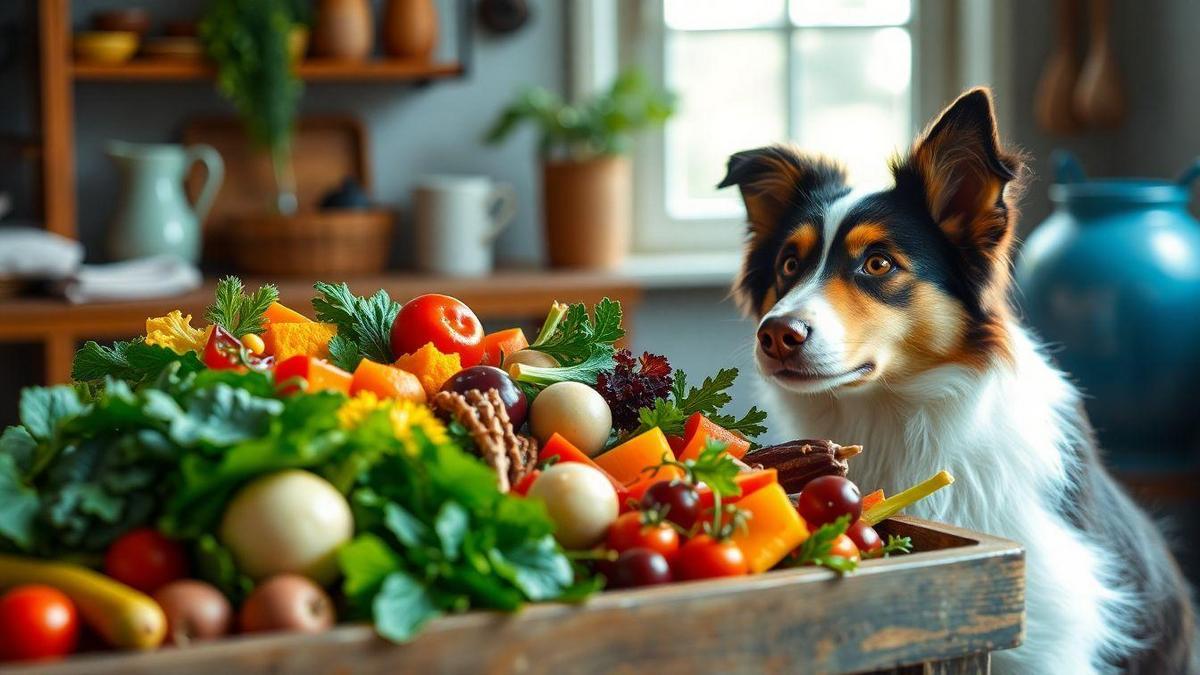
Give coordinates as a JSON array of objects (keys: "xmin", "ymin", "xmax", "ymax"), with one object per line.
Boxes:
[{"xmin": 568, "ymin": 0, "xmax": 1012, "ymax": 255}]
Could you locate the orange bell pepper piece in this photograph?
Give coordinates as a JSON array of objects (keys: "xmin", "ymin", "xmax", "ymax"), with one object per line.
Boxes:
[
  {"xmin": 682, "ymin": 413, "xmax": 750, "ymax": 460},
  {"xmin": 274, "ymin": 355, "xmax": 353, "ymax": 395},
  {"xmin": 349, "ymin": 359, "xmax": 426, "ymax": 403},
  {"xmin": 730, "ymin": 483, "xmax": 810, "ymax": 574},
  {"xmin": 263, "ymin": 301, "xmax": 312, "ymax": 325},
  {"xmin": 861, "ymin": 489, "xmax": 886, "ymax": 512},
  {"xmin": 480, "ymin": 328, "xmax": 529, "ymax": 367},
  {"xmin": 393, "ymin": 342, "xmax": 462, "ymax": 399},
  {"xmin": 594, "ymin": 428, "xmax": 674, "ymax": 485},
  {"xmin": 697, "ymin": 469, "xmax": 778, "ymax": 510},
  {"xmin": 263, "ymin": 322, "xmax": 338, "ymax": 361}
]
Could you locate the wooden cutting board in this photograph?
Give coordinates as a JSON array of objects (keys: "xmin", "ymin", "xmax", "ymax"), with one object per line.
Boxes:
[{"xmin": 182, "ymin": 116, "xmax": 372, "ymax": 257}]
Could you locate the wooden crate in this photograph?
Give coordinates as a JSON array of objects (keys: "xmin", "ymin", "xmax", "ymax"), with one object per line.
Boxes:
[{"xmin": 12, "ymin": 517, "xmax": 1024, "ymax": 675}]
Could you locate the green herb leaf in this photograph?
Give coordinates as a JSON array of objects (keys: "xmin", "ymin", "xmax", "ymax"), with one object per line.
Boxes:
[
  {"xmin": 19, "ymin": 386, "xmax": 84, "ymax": 442},
  {"xmin": 791, "ymin": 515, "xmax": 858, "ymax": 574},
  {"xmin": 193, "ymin": 534, "xmax": 255, "ymax": 603},
  {"xmin": 205, "ymin": 276, "xmax": 279, "ymax": 338},
  {"xmin": 312, "ymin": 282, "xmax": 399, "ymax": 366},
  {"xmin": 685, "ymin": 440, "xmax": 742, "ymax": 498},
  {"xmin": 373, "ymin": 571, "xmax": 443, "ymax": 643},
  {"xmin": 384, "ymin": 502, "xmax": 433, "ymax": 549},
  {"xmin": 489, "ymin": 535, "xmax": 574, "ymax": 601},
  {"xmin": 0, "ymin": 453, "xmax": 39, "ymax": 550},
  {"xmin": 511, "ymin": 347, "xmax": 616, "ymax": 388},
  {"xmin": 708, "ymin": 406, "xmax": 769, "ymax": 439},
  {"xmin": 863, "ymin": 534, "xmax": 914, "ymax": 559},
  {"xmin": 71, "ymin": 339, "xmax": 203, "ymax": 387},
  {"xmin": 528, "ymin": 299, "xmax": 624, "ymax": 366},
  {"xmin": 160, "ymin": 384, "xmax": 285, "ymax": 448},
  {"xmin": 434, "ymin": 502, "xmax": 469, "ymax": 561},
  {"xmin": 630, "ymin": 367, "xmax": 767, "ymax": 440},
  {"xmin": 339, "ymin": 533, "xmax": 403, "ymax": 610}
]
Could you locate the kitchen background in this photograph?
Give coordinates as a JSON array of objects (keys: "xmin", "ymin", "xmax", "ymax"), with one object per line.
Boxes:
[{"xmin": 1, "ymin": 0, "xmax": 1198, "ymax": 570}]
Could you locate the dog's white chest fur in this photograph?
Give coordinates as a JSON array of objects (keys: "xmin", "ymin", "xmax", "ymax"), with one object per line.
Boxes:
[{"xmin": 762, "ymin": 325, "xmax": 1138, "ymax": 674}]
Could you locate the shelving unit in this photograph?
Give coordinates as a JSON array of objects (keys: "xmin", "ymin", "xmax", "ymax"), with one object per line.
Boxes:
[{"xmin": 34, "ymin": 0, "xmax": 471, "ymax": 239}]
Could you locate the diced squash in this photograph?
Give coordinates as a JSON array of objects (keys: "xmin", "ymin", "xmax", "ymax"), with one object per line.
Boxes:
[
  {"xmin": 682, "ymin": 413, "xmax": 751, "ymax": 460},
  {"xmin": 731, "ymin": 483, "xmax": 810, "ymax": 574},
  {"xmin": 697, "ymin": 469, "xmax": 778, "ymax": 510},
  {"xmin": 594, "ymin": 428, "xmax": 673, "ymax": 485},
  {"xmin": 481, "ymin": 328, "xmax": 529, "ymax": 367},
  {"xmin": 861, "ymin": 489, "xmax": 886, "ymax": 512},
  {"xmin": 393, "ymin": 342, "xmax": 463, "ymax": 399},
  {"xmin": 349, "ymin": 359, "xmax": 426, "ymax": 403},
  {"xmin": 274, "ymin": 355, "xmax": 352, "ymax": 395},
  {"xmin": 264, "ymin": 301, "xmax": 312, "ymax": 325},
  {"xmin": 263, "ymin": 322, "xmax": 338, "ymax": 361}
]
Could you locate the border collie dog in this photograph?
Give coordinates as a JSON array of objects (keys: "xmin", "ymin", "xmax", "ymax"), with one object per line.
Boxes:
[{"xmin": 720, "ymin": 89, "xmax": 1195, "ymax": 674}]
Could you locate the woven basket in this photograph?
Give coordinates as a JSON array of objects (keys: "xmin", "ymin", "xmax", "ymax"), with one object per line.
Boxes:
[{"xmin": 228, "ymin": 209, "xmax": 393, "ymax": 277}]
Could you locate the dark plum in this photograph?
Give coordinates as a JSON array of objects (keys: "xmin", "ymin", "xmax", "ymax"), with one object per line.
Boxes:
[{"xmin": 441, "ymin": 365, "xmax": 529, "ymax": 427}]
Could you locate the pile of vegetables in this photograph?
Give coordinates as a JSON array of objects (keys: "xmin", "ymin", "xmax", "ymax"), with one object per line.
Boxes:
[{"xmin": 0, "ymin": 277, "xmax": 953, "ymax": 663}]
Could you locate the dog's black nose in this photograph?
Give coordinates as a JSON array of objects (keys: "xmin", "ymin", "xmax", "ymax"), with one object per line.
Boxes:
[{"xmin": 757, "ymin": 316, "xmax": 810, "ymax": 362}]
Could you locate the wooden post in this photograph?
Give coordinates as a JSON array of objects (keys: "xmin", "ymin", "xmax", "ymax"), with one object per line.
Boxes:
[{"xmin": 38, "ymin": 0, "xmax": 76, "ymax": 239}]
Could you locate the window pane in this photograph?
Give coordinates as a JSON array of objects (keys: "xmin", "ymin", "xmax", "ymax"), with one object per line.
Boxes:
[
  {"xmin": 792, "ymin": 27, "xmax": 911, "ymax": 188},
  {"xmin": 665, "ymin": 0, "xmax": 786, "ymax": 31},
  {"xmin": 665, "ymin": 31, "xmax": 787, "ymax": 219},
  {"xmin": 790, "ymin": 0, "xmax": 911, "ymax": 26}
]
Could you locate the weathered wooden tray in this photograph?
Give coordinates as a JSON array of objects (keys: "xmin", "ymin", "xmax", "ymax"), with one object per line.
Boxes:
[{"xmin": 12, "ymin": 517, "xmax": 1024, "ymax": 675}]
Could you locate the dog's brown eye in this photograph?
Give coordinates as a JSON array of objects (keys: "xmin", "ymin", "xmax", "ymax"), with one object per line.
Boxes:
[
  {"xmin": 780, "ymin": 256, "xmax": 800, "ymax": 277},
  {"xmin": 863, "ymin": 254, "xmax": 894, "ymax": 276}
]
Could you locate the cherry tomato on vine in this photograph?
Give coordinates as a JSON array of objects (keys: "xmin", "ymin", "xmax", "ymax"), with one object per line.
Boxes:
[
  {"xmin": 0, "ymin": 585, "xmax": 78, "ymax": 662},
  {"xmin": 104, "ymin": 528, "xmax": 190, "ymax": 594},
  {"xmin": 391, "ymin": 294, "xmax": 485, "ymax": 367},
  {"xmin": 606, "ymin": 512, "xmax": 681, "ymax": 561},
  {"xmin": 829, "ymin": 534, "xmax": 861, "ymax": 562},
  {"xmin": 607, "ymin": 548, "xmax": 674, "ymax": 589},
  {"xmin": 846, "ymin": 519, "xmax": 882, "ymax": 555},
  {"xmin": 796, "ymin": 476, "xmax": 862, "ymax": 527},
  {"xmin": 640, "ymin": 480, "xmax": 701, "ymax": 531},
  {"xmin": 674, "ymin": 535, "xmax": 749, "ymax": 580}
]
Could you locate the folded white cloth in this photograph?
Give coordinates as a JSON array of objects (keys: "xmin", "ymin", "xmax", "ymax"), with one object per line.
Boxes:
[
  {"xmin": 59, "ymin": 255, "xmax": 203, "ymax": 304},
  {"xmin": 0, "ymin": 226, "xmax": 85, "ymax": 279}
]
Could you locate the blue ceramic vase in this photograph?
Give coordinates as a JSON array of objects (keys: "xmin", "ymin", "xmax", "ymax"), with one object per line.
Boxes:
[{"xmin": 1015, "ymin": 153, "xmax": 1200, "ymax": 464}]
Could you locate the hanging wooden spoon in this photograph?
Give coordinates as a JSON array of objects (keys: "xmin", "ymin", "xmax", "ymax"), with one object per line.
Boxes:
[
  {"xmin": 1035, "ymin": 0, "xmax": 1083, "ymax": 135},
  {"xmin": 1074, "ymin": 0, "xmax": 1126, "ymax": 129}
]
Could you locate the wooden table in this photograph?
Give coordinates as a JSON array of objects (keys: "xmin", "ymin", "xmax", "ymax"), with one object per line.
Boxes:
[
  {"xmin": 0, "ymin": 271, "xmax": 644, "ymax": 384},
  {"xmin": 14, "ymin": 517, "xmax": 1024, "ymax": 675}
]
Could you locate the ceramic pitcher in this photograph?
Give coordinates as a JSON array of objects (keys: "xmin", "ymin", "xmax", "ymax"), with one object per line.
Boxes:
[
  {"xmin": 1015, "ymin": 152, "xmax": 1200, "ymax": 464},
  {"xmin": 107, "ymin": 141, "xmax": 223, "ymax": 264}
]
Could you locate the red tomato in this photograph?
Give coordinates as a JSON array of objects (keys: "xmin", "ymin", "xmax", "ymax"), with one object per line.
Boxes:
[
  {"xmin": 846, "ymin": 519, "xmax": 883, "ymax": 555},
  {"xmin": 0, "ymin": 585, "xmax": 78, "ymax": 662},
  {"xmin": 605, "ymin": 512, "xmax": 681, "ymax": 561},
  {"xmin": 829, "ymin": 533, "xmax": 861, "ymax": 562},
  {"xmin": 674, "ymin": 535, "xmax": 749, "ymax": 580},
  {"xmin": 391, "ymin": 294, "xmax": 485, "ymax": 367},
  {"xmin": 104, "ymin": 528, "xmax": 190, "ymax": 594}
]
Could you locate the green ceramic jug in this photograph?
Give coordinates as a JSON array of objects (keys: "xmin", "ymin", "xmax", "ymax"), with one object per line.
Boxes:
[{"xmin": 106, "ymin": 141, "xmax": 223, "ymax": 263}]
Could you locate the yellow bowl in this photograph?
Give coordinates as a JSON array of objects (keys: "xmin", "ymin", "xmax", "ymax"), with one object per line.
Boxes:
[{"xmin": 73, "ymin": 31, "xmax": 139, "ymax": 65}]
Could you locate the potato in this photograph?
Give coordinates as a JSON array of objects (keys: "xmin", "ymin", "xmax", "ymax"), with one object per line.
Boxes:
[
  {"xmin": 529, "ymin": 381, "xmax": 612, "ymax": 457},
  {"xmin": 527, "ymin": 463, "xmax": 619, "ymax": 549},
  {"xmin": 153, "ymin": 580, "xmax": 232, "ymax": 646},
  {"xmin": 239, "ymin": 574, "xmax": 334, "ymax": 634}
]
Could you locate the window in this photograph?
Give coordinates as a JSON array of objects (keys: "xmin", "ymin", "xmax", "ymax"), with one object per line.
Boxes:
[{"xmin": 614, "ymin": 0, "xmax": 956, "ymax": 253}]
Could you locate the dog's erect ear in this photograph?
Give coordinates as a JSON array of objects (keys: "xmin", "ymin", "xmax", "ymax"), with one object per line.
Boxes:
[
  {"xmin": 718, "ymin": 145, "xmax": 845, "ymax": 240},
  {"xmin": 896, "ymin": 89, "xmax": 1024, "ymax": 265}
]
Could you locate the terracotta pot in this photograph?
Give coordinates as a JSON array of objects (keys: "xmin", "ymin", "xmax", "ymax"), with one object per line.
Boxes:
[
  {"xmin": 541, "ymin": 156, "xmax": 631, "ymax": 269},
  {"xmin": 382, "ymin": 0, "xmax": 438, "ymax": 59},
  {"xmin": 313, "ymin": 0, "xmax": 373, "ymax": 60}
]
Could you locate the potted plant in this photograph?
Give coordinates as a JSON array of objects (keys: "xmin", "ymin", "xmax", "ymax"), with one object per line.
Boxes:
[
  {"xmin": 200, "ymin": 0, "xmax": 306, "ymax": 215},
  {"xmin": 485, "ymin": 70, "xmax": 675, "ymax": 269}
]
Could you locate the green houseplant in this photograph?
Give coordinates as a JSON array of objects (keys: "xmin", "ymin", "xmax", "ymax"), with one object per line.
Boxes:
[
  {"xmin": 485, "ymin": 70, "xmax": 675, "ymax": 269},
  {"xmin": 200, "ymin": 0, "xmax": 305, "ymax": 215}
]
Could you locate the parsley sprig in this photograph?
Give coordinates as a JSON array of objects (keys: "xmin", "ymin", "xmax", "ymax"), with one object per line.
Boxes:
[
  {"xmin": 311, "ymin": 282, "xmax": 400, "ymax": 371},
  {"xmin": 791, "ymin": 515, "xmax": 858, "ymax": 573},
  {"xmin": 205, "ymin": 276, "xmax": 279, "ymax": 338},
  {"xmin": 512, "ymin": 299, "xmax": 624, "ymax": 391},
  {"xmin": 633, "ymin": 368, "xmax": 768, "ymax": 439},
  {"xmin": 863, "ymin": 534, "xmax": 914, "ymax": 559}
]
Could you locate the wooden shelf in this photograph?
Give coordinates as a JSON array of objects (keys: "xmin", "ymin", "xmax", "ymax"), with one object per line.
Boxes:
[{"xmin": 72, "ymin": 58, "xmax": 464, "ymax": 82}]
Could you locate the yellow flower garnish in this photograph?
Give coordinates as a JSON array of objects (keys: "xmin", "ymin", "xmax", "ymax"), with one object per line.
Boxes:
[
  {"xmin": 145, "ymin": 311, "xmax": 210, "ymax": 354},
  {"xmin": 338, "ymin": 392, "xmax": 449, "ymax": 449}
]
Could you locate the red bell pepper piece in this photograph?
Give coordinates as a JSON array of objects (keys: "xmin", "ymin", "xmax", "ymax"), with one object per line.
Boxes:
[
  {"xmin": 666, "ymin": 434, "xmax": 687, "ymax": 457},
  {"xmin": 538, "ymin": 433, "xmax": 629, "ymax": 503},
  {"xmin": 682, "ymin": 413, "xmax": 751, "ymax": 460},
  {"xmin": 274, "ymin": 355, "xmax": 353, "ymax": 395},
  {"xmin": 512, "ymin": 469, "xmax": 541, "ymax": 496},
  {"xmin": 480, "ymin": 328, "xmax": 529, "ymax": 367},
  {"xmin": 697, "ymin": 469, "xmax": 778, "ymax": 510}
]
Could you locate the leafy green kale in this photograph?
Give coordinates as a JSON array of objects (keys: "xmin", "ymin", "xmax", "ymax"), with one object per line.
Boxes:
[
  {"xmin": 312, "ymin": 282, "xmax": 400, "ymax": 371},
  {"xmin": 71, "ymin": 338, "xmax": 204, "ymax": 387},
  {"xmin": 338, "ymin": 424, "xmax": 592, "ymax": 643},
  {"xmin": 205, "ymin": 276, "xmax": 279, "ymax": 338},
  {"xmin": 633, "ymin": 367, "xmax": 768, "ymax": 439},
  {"xmin": 513, "ymin": 299, "xmax": 625, "ymax": 391}
]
